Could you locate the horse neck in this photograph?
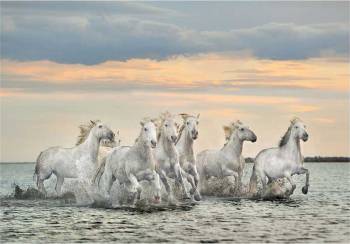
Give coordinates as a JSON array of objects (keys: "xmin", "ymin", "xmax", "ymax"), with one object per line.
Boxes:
[
  {"xmin": 177, "ymin": 128, "xmax": 194, "ymax": 156},
  {"xmin": 281, "ymin": 136, "xmax": 302, "ymax": 162},
  {"xmin": 159, "ymin": 131, "xmax": 177, "ymax": 157},
  {"xmin": 79, "ymin": 131, "xmax": 100, "ymax": 163},
  {"xmin": 222, "ymin": 133, "xmax": 243, "ymax": 160},
  {"xmin": 133, "ymin": 136, "xmax": 155, "ymax": 167}
]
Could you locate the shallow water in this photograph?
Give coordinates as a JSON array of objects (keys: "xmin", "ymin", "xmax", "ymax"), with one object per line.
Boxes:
[{"xmin": 1, "ymin": 163, "xmax": 349, "ymax": 243}]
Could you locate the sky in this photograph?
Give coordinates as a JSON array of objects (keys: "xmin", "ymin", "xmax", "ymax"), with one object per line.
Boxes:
[{"xmin": 0, "ymin": 1, "xmax": 349, "ymax": 162}]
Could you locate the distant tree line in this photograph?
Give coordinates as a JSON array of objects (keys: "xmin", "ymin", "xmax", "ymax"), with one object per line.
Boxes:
[{"xmin": 245, "ymin": 156, "xmax": 350, "ymax": 163}]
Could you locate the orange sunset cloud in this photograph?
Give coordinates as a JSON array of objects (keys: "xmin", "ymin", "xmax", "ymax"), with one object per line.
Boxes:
[{"xmin": 1, "ymin": 53, "xmax": 348, "ymax": 92}]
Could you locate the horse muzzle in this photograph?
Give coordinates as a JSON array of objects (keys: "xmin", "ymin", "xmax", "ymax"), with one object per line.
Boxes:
[
  {"xmin": 107, "ymin": 132, "xmax": 115, "ymax": 142},
  {"xmin": 153, "ymin": 195, "xmax": 161, "ymax": 204},
  {"xmin": 251, "ymin": 135, "xmax": 257, "ymax": 143},
  {"xmin": 192, "ymin": 130, "xmax": 198, "ymax": 140},
  {"xmin": 302, "ymin": 133, "xmax": 309, "ymax": 142},
  {"xmin": 171, "ymin": 135, "xmax": 177, "ymax": 143},
  {"xmin": 151, "ymin": 140, "xmax": 157, "ymax": 148}
]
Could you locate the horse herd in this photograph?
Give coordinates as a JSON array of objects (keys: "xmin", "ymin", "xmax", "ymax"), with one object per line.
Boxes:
[{"xmin": 34, "ymin": 112, "xmax": 310, "ymax": 204}]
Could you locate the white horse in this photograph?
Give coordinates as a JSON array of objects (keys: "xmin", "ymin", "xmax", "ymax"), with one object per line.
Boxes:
[
  {"xmin": 176, "ymin": 113, "xmax": 201, "ymax": 201},
  {"xmin": 95, "ymin": 119, "xmax": 162, "ymax": 204},
  {"xmin": 197, "ymin": 120, "xmax": 257, "ymax": 195},
  {"xmin": 75, "ymin": 120, "xmax": 121, "ymax": 167},
  {"xmin": 153, "ymin": 112, "xmax": 190, "ymax": 199},
  {"xmin": 34, "ymin": 120, "xmax": 115, "ymax": 195},
  {"xmin": 249, "ymin": 117, "xmax": 310, "ymax": 196}
]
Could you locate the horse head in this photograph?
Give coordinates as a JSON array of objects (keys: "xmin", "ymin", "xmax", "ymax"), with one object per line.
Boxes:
[
  {"xmin": 179, "ymin": 113, "xmax": 200, "ymax": 140},
  {"xmin": 140, "ymin": 118, "xmax": 158, "ymax": 148},
  {"xmin": 159, "ymin": 111, "xmax": 178, "ymax": 143}
]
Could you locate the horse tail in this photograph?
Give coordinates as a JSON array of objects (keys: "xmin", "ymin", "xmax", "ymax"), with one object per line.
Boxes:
[
  {"xmin": 93, "ymin": 158, "xmax": 107, "ymax": 186},
  {"xmin": 33, "ymin": 151, "xmax": 43, "ymax": 187},
  {"xmin": 249, "ymin": 163, "xmax": 258, "ymax": 194}
]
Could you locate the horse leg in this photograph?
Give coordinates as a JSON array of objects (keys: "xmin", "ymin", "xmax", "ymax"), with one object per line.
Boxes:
[
  {"xmin": 284, "ymin": 172, "xmax": 296, "ymax": 195},
  {"xmin": 189, "ymin": 164, "xmax": 201, "ymax": 200},
  {"xmin": 174, "ymin": 163, "xmax": 190, "ymax": 199},
  {"xmin": 158, "ymin": 170, "xmax": 172, "ymax": 195},
  {"xmin": 55, "ymin": 175, "xmax": 64, "ymax": 196},
  {"xmin": 190, "ymin": 164, "xmax": 200, "ymax": 188},
  {"xmin": 222, "ymin": 167, "xmax": 239, "ymax": 194},
  {"xmin": 128, "ymin": 174, "xmax": 142, "ymax": 202},
  {"xmin": 37, "ymin": 167, "xmax": 52, "ymax": 195},
  {"xmin": 37, "ymin": 179, "xmax": 47, "ymax": 195},
  {"xmin": 181, "ymin": 168, "xmax": 201, "ymax": 200},
  {"xmin": 99, "ymin": 168, "xmax": 114, "ymax": 198},
  {"xmin": 298, "ymin": 167, "xmax": 310, "ymax": 194},
  {"xmin": 237, "ymin": 168, "xmax": 243, "ymax": 194}
]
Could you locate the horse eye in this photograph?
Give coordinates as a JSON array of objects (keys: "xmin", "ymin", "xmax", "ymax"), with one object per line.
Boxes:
[
  {"xmin": 165, "ymin": 124, "xmax": 168, "ymax": 127},
  {"xmin": 240, "ymin": 128, "xmax": 244, "ymax": 131},
  {"xmin": 295, "ymin": 126, "xmax": 299, "ymax": 129},
  {"xmin": 144, "ymin": 128, "xmax": 148, "ymax": 132},
  {"xmin": 196, "ymin": 121, "xmax": 199, "ymax": 125},
  {"xmin": 98, "ymin": 125, "xmax": 102, "ymax": 128},
  {"xmin": 186, "ymin": 122, "xmax": 189, "ymax": 125}
]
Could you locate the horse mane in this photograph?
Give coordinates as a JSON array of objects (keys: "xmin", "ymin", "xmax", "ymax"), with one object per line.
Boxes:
[
  {"xmin": 279, "ymin": 117, "xmax": 302, "ymax": 147},
  {"xmin": 175, "ymin": 124, "xmax": 185, "ymax": 145},
  {"xmin": 76, "ymin": 120, "xmax": 100, "ymax": 145},
  {"xmin": 278, "ymin": 126, "xmax": 292, "ymax": 147},
  {"xmin": 175, "ymin": 113, "xmax": 197, "ymax": 145},
  {"xmin": 222, "ymin": 120, "xmax": 242, "ymax": 147}
]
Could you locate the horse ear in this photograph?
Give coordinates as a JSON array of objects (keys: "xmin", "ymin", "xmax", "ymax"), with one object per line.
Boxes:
[
  {"xmin": 231, "ymin": 121, "xmax": 239, "ymax": 129},
  {"xmin": 117, "ymin": 130, "xmax": 119, "ymax": 135},
  {"xmin": 90, "ymin": 120, "xmax": 96, "ymax": 126},
  {"xmin": 290, "ymin": 117, "xmax": 300, "ymax": 124},
  {"xmin": 197, "ymin": 113, "xmax": 200, "ymax": 119},
  {"xmin": 140, "ymin": 121, "xmax": 144, "ymax": 127},
  {"xmin": 151, "ymin": 118, "xmax": 160, "ymax": 127},
  {"xmin": 223, "ymin": 126, "xmax": 232, "ymax": 140},
  {"xmin": 179, "ymin": 113, "xmax": 189, "ymax": 120}
]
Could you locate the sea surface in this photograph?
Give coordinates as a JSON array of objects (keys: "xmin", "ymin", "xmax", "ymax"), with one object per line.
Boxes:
[{"xmin": 1, "ymin": 162, "xmax": 349, "ymax": 243}]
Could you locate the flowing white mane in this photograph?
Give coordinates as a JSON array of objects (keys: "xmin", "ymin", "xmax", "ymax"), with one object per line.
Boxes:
[
  {"xmin": 76, "ymin": 120, "xmax": 100, "ymax": 145},
  {"xmin": 175, "ymin": 113, "xmax": 197, "ymax": 144},
  {"xmin": 279, "ymin": 117, "xmax": 302, "ymax": 147},
  {"xmin": 223, "ymin": 120, "xmax": 243, "ymax": 146}
]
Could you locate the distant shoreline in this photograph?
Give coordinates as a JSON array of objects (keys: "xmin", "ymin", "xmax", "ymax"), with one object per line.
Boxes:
[
  {"xmin": 1, "ymin": 156, "xmax": 349, "ymax": 164},
  {"xmin": 245, "ymin": 156, "xmax": 350, "ymax": 163}
]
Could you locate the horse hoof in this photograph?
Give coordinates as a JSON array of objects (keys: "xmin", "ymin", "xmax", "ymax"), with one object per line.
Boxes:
[
  {"xmin": 194, "ymin": 193, "xmax": 201, "ymax": 201},
  {"xmin": 302, "ymin": 186, "xmax": 308, "ymax": 194}
]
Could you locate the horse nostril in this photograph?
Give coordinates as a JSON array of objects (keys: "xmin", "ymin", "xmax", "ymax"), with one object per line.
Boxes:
[{"xmin": 151, "ymin": 140, "xmax": 157, "ymax": 147}]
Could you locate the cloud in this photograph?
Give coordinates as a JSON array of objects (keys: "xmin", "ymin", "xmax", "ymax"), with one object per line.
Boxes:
[
  {"xmin": 2, "ymin": 53, "xmax": 348, "ymax": 96},
  {"xmin": 1, "ymin": 1, "xmax": 348, "ymax": 64}
]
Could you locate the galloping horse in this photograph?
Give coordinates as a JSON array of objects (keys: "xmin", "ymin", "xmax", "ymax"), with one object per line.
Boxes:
[
  {"xmin": 154, "ymin": 112, "xmax": 190, "ymax": 199},
  {"xmin": 249, "ymin": 117, "xmax": 310, "ymax": 196},
  {"xmin": 176, "ymin": 113, "xmax": 201, "ymax": 201},
  {"xmin": 34, "ymin": 120, "xmax": 115, "ymax": 195},
  {"xmin": 197, "ymin": 120, "xmax": 257, "ymax": 194},
  {"xmin": 95, "ymin": 118, "xmax": 162, "ymax": 204}
]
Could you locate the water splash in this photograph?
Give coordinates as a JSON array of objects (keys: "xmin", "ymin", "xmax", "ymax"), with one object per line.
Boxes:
[{"xmin": 200, "ymin": 177, "xmax": 292, "ymax": 200}]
